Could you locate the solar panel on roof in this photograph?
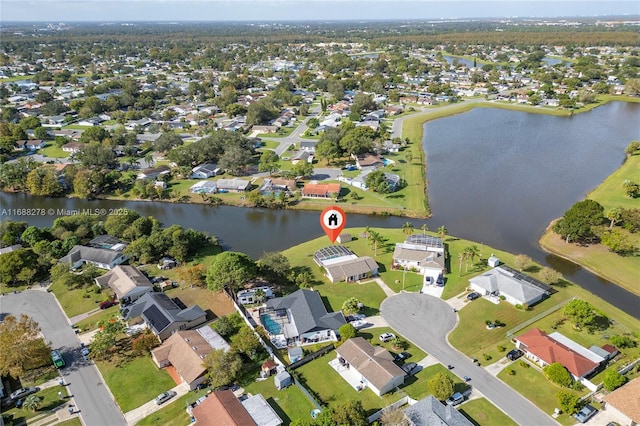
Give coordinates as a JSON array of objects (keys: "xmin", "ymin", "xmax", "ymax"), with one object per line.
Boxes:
[
  {"xmin": 143, "ymin": 305, "xmax": 171, "ymax": 332},
  {"xmin": 313, "ymin": 245, "xmax": 353, "ymax": 262},
  {"xmin": 406, "ymin": 234, "xmax": 443, "ymax": 248},
  {"xmin": 498, "ymin": 265, "xmax": 553, "ymax": 292}
]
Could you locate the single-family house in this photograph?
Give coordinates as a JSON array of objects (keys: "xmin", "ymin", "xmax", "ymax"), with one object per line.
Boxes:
[
  {"xmin": 191, "ymin": 390, "xmax": 282, "ymax": 426},
  {"xmin": 356, "ymin": 120, "xmax": 380, "ymax": 131},
  {"xmin": 514, "ymin": 328, "xmax": 606, "ymax": 380},
  {"xmin": 151, "ymin": 327, "xmax": 229, "ymax": 390},
  {"xmin": 382, "ymin": 140, "xmax": 400, "ymax": 153},
  {"xmin": 602, "ymin": 377, "xmax": 640, "ymax": 426},
  {"xmin": 122, "ymin": 292, "xmax": 207, "ymax": 341},
  {"xmin": 354, "ymin": 153, "xmax": 384, "ymax": 169},
  {"xmin": 237, "ymin": 286, "xmax": 274, "ymax": 305},
  {"xmin": 15, "ymin": 139, "xmax": 45, "ymax": 151},
  {"xmin": 61, "ymin": 142, "xmax": 84, "ymax": 153},
  {"xmin": 403, "ymin": 395, "xmax": 474, "ymax": 426},
  {"xmin": 190, "ymin": 163, "xmax": 220, "ymax": 179},
  {"xmin": 291, "ymin": 150, "xmax": 311, "ymax": 164},
  {"xmin": 58, "ymin": 245, "xmax": 128, "ymax": 270},
  {"xmin": 137, "ymin": 165, "xmax": 171, "ymax": 180},
  {"xmin": 335, "ymin": 337, "xmax": 406, "ymax": 396},
  {"xmin": 384, "ymin": 173, "xmax": 401, "ymax": 192},
  {"xmin": 314, "ymin": 245, "xmax": 379, "ymax": 282},
  {"xmin": 0, "ymin": 244, "xmax": 23, "ymax": 255},
  {"xmin": 95, "ymin": 265, "xmax": 153, "ymax": 304},
  {"xmin": 300, "ymin": 141, "xmax": 317, "ymax": 152},
  {"xmin": 259, "ymin": 289, "xmax": 345, "ymax": 346},
  {"xmin": 259, "ymin": 178, "xmax": 297, "ymax": 196},
  {"xmin": 88, "ymin": 235, "xmax": 127, "ymax": 251},
  {"xmin": 393, "ymin": 234, "xmax": 446, "ymax": 283},
  {"xmin": 301, "ymin": 182, "xmax": 341, "ymax": 199},
  {"xmin": 469, "ymin": 266, "xmax": 552, "ymax": 307},
  {"xmin": 216, "ymin": 178, "xmax": 250, "ymax": 192}
]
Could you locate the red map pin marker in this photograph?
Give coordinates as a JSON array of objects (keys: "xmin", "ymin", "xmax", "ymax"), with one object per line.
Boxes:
[{"xmin": 320, "ymin": 206, "xmax": 346, "ymax": 243}]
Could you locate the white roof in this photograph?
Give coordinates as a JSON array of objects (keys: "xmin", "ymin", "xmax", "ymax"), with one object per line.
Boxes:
[
  {"xmin": 242, "ymin": 394, "xmax": 283, "ymax": 426},
  {"xmin": 196, "ymin": 326, "xmax": 231, "ymax": 352},
  {"xmin": 549, "ymin": 332, "xmax": 605, "ymax": 364}
]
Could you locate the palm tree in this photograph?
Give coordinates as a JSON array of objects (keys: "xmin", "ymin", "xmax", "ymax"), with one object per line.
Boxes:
[
  {"xmin": 370, "ymin": 231, "xmax": 383, "ymax": 257},
  {"xmin": 421, "ymin": 224, "xmax": 429, "ymax": 235},
  {"xmin": 606, "ymin": 207, "xmax": 622, "ymax": 229},
  {"xmin": 23, "ymin": 394, "xmax": 43, "ymax": 412},
  {"xmin": 402, "ymin": 221, "xmax": 414, "ymax": 237},
  {"xmin": 144, "ymin": 153, "xmax": 154, "ymax": 168},
  {"xmin": 463, "ymin": 247, "xmax": 473, "ymax": 272},
  {"xmin": 363, "ymin": 226, "xmax": 371, "ymax": 244},
  {"xmin": 458, "ymin": 251, "xmax": 467, "ymax": 277},
  {"xmin": 467, "ymin": 245, "xmax": 480, "ymax": 266},
  {"xmin": 254, "ymin": 289, "xmax": 266, "ymax": 304},
  {"xmin": 437, "ymin": 225, "xmax": 448, "ymax": 241}
]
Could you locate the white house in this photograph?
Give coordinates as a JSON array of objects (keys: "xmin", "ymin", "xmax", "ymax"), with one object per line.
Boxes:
[
  {"xmin": 468, "ymin": 265, "xmax": 551, "ymax": 307},
  {"xmin": 313, "ymin": 245, "xmax": 379, "ymax": 283},
  {"xmin": 190, "ymin": 163, "xmax": 220, "ymax": 179},
  {"xmin": 392, "ymin": 234, "xmax": 446, "ymax": 284}
]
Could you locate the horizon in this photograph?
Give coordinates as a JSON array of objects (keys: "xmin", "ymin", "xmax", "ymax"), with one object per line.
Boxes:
[{"xmin": 1, "ymin": 1, "xmax": 639, "ymax": 23}]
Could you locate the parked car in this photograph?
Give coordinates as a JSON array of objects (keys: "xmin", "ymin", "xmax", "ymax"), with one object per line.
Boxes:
[
  {"xmin": 81, "ymin": 347, "xmax": 90, "ymax": 357},
  {"xmin": 436, "ymin": 276, "xmax": 444, "ymax": 286},
  {"xmin": 99, "ymin": 299, "xmax": 118, "ymax": 310},
  {"xmin": 393, "ymin": 352, "xmax": 412, "ymax": 362},
  {"xmin": 574, "ymin": 405, "xmax": 598, "ymax": 423},
  {"xmin": 349, "ymin": 319, "xmax": 368, "ymax": 329},
  {"xmin": 466, "ymin": 292, "xmax": 480, "ymax": 301},
  {"xmin": 401, "ymin": 362, "xmax": 418, "ymax": 374},
  {"xmin": 10, "ymin": 387, "xmax": 39, "ymax": 401},
  {"xmin": 506, "ymin": 349, "xmax": 523, "ymax": 361},
  {"xmin": 379, "ymin": 332, "xmax": 395, "ymax": 342},
  {"xmin": 446, "ymin": 392, "xmax": 465, "ymax": 406},
  {"xmin": 154, "ymin": 390, "xmax": 177, "ymax": 405}
]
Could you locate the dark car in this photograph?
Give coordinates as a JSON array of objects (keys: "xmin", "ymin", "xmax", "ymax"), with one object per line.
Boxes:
[
  {"xmin": 574, "ymin": 405, "xmax": 598, "ymax": 423},
  {"xmin": 393, "ymin": 352, "xmax": 412, "ymax": 362},
  {"xmin": 466, "ymin": 292, "xmax": 480, "ymax": 301},
  {"xmin": 506, "ymin": 349, "xmax": 523, "ymax": 361},
  {"xmin": 99, "ymin": 299, "xmax": 118, "ymax": 310},
  {"xmin": 401, "ymin": 362, "xmax": 418, "ymax": 374}
]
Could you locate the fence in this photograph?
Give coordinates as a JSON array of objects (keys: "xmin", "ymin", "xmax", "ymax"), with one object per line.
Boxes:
[
  {"xmin": 367, "ymin": 396, "xmax": 415, "ymax": 423},
  {"xmin": 292, "ymin": 376, "xmax": 322, "ymax": 410},
  {"xmin": 506, "ymin": 297, "xmax": 575, "ymax": 340},
  {"xmin": 287, "ymin": 344, "xmax": 335, "ymax": 371}
]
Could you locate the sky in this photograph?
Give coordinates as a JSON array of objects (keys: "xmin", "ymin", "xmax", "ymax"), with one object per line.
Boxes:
[{"xmin": 1, "ymin": 0, "xmax": 638, "ymax": 22}]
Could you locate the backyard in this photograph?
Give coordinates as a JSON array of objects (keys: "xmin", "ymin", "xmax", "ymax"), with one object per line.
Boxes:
[{"xmin": 243, "ymin": 377, "xmax": 317, "ymax": 425}]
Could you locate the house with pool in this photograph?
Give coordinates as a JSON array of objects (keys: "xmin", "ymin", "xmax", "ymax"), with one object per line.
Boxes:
[{"xmin": 258, "ymin": 289, "xmax": 346, "ymax": 348}]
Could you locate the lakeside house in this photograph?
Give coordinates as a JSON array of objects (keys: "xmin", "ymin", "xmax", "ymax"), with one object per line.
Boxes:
[
  {"xmin": 392, "ymin": 234, "xmax": 445, "ymax": 285},
  {"xmin": 468, "ymin": 265, "xmax": 552, "ymax": 307},
  {"xmin": 301, "ymin": 182, "xmax": 341, "ymax": 199},
  {"xmin": 313, "ymin": 245, "xmax": 379, "ymax": 283},
  {"xmin": 58, "ymin": 245, "xmax": 128, "ymax": 270}
]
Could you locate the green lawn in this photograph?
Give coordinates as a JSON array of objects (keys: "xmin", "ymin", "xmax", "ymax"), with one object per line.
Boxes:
[
  {"xmin": 497, "ymin": 362, "xmax": 586, "ymax": 426},
  {"xmin": 136, "ymin": 388, "xmax": 210, "ymax": 426},
  {"xmin": 588, "ymin": 154, "xmax": 640, "ymax": 210},
  {"xmin": 244, "ymin": 377, "xmax": 317, "ymax": 425},
  {"xmin": 49, "ymin": 280, "xmax": 110, "ymax": 318},
  {"xmin": 448, "ymin": 295, "xmax": 561, "ymax": 365},
  {"xmin": 40, "ymin": 142, "xmax": 70, "ymax": 158},
  {"xmin": 316, "ymin": 280, "xmax": 386, "ymax": 317},
  {"xmin": 56, "ymin": 418, "xmax": 83, "ymax": 426},
  {"xmin": 73, "ymin": 308, "xmax": 120, "ymax": 332},
  {"xmin": 1, "ymin": 386, "xmax": 67, "ymax": 424},
  {"xmin": 96, "ymin": 355, "xmax": 176, "ymax": 413},
  {"xmin": 361, "ymin": 327, "xmax": 427, "ymax": 361},
  {"xmin": 261, "ymin": 140, "xmax": 280, "ymax": 149},
  {"xmin": 401, "ymin": 364, "xmax": 468, "ymax": 401},
  {"xmin": 459, "ymin": 398, "xmax": 518, "ymax": 426}
]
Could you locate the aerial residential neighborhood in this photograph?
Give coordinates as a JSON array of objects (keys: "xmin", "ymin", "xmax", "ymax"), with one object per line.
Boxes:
[{"xmin": 1, "ymin": 3, "xmax": 640, "ymax": 426}]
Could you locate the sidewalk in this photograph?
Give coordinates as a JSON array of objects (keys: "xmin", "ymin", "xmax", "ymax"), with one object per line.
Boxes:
[
  {"xmin": 123, "ymin": 382, "xmax": 190, "ymax": 425},
  {"xmin": 369, "ymin": 277, "xmax": 396, "ymax": 297},
  {"xmin": 69, "ymin": 307, "xmax": 101, "ymax": 325}
]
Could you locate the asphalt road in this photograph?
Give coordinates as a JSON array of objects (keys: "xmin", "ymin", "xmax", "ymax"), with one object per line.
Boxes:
[
  {"xmin": 0, "ymin": 289, "xmax": 127, "ymax": 426},
  {"xmin": 381, "ymin": 293, "xmax": 557, "ymax": 426}
]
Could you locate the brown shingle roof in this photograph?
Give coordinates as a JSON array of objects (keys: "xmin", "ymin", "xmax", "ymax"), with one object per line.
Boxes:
[
  {"xmin": 336, "ymin": 337, "xmax": 405, "ymax": 392},
  {"xmin": 151, "ymin": 330, "xmax": 212, "ymax": 385},
  {"xmin": 516, "ymin": 328, "xmax": 597, "ymax": 378},
  {"xmin": 603, "ymin": 377, "xmax": 640, "ymax": 423},
  {"xmin": 95, "ymin": 265, "xmax": 152, "ymax": 300},
  {"xmin": 192, "ymin": 390, "xmax": 257, "ymax": 426}
]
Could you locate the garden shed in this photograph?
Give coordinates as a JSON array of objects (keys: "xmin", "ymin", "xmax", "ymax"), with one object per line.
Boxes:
[{"xmin": 274, "ymin": 371, "xmax": 292, "ymax": 390}]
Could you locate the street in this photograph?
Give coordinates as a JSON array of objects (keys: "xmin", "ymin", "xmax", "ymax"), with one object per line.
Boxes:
[
  {"xmin": 0, "ymin": 290, "xmax": 127, "ymax": 426},
  {"xmin": 381, "ymin": 292, "xmax": 558, "ymax": 426}
]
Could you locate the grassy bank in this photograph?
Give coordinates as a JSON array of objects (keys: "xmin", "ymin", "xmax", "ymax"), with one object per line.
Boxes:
[{"xmin": 539, "ymin": 153, "xmax": 640, "ymax": 296}]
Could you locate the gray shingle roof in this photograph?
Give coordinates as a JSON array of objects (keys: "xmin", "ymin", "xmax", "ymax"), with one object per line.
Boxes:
[
  {"xmin": 324, "ymin": 256, "xmax": 379, "ymax": 281},
  {"xmin": 404, "ymin": 395, "xmax": 474, "ymax": 426},
  {"xmin": 469, "ymin": 266, "xmax": 550, "ymax": 305},
  {"xmin": 59, "ymin": 245, "xmax": 125, "ymax": 267},
  {"xmin": 122, "ymin": 292, "xmax": 205, "ymax": 334},
  {"xmin": 265, "ymin": 289, "xmax": 345, "ymax": 335}
]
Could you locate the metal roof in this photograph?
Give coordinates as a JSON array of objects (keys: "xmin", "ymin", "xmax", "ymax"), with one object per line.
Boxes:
[
  {"xmin": 406, "ymin": 234, "xmax": 444, "ymax": 248},
  {"xmin": 313, "ymin": 245, "xmax": 353, "ymax": 263}
]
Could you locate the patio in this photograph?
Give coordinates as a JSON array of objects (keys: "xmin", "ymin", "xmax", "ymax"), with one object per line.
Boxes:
[{"xmin": 328, "ymin": 357, "xmax": 368, "ymax": 393}]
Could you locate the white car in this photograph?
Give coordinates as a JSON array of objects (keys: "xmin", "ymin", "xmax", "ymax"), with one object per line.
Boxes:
[
  {"xmin": 155, "ymin": 390, "xmax": 177, "ymax": 405},
  {"xmin": 379, "ymin": 333, "xmax": 395, "ymax": 342},
  {"xmin": 349, "ymin": 319, "xmax": 368, "ymax": 329}
]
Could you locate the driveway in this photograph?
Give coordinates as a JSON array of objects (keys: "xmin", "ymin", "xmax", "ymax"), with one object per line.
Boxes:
[
  {"xmin": 0, "ymin": 290, "xmax": 127, "ymax": 426},
  {"xmin": 381, "ymin": 292, "xmax": 557, "ymax": 426}
]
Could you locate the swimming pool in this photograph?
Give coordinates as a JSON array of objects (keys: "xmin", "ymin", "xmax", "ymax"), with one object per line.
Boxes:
[
  {"xmin": 260, "ymin": 314, "xmax": 281, "ymax": 335},
  {"xmin": 382, "ymin": 158, "xmax": 393, "ymax": 166}
]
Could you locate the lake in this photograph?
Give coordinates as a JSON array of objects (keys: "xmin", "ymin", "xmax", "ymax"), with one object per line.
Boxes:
[{"xmin": 1, "ymin": 101, "xmax": 639, "ymax": 317}]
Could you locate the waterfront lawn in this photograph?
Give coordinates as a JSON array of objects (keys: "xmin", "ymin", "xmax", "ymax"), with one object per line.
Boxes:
[
  {"xmin": 49, "ymin": 280, "xmax": 109, "ymax": 317},
  {"xmin": 243, "ymin": 377, "xmax": 316, "ymax": 425},
  {"xmin": 588, "ymin": 154, "xmax": 640, "ymax": 210},
  {"xmin": 1, "ymin": 386, "xmax": 67, "ymax": 424},
  {"xmin": 136, "ymin": 388, "xmax": 210, "ymax": 426},
  {"xmin": 96, "ymin": 354, "xmax": 175, "ymax": 413},
  {"xmin": 497, "ymin": 362, "xmax": 585, "ymax": 426},
  {"xmin": 540, "ymin": 228, "xmax": 640, "ymax": 296},
  {"xmin": 459, "ymin": 398, "xmax": 518, "ymax": 426},
  {"xmin": 447, "ymin": 296, "xmax": 561, "ymax": 365}
]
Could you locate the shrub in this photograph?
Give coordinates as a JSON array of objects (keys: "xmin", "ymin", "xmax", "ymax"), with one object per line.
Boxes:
[
  {"xmin": 603, "ymin": 370, "xmax": 628, "ymax": 391},
  {"xmin": 338, "ymin": 323, "xmax": 357, "ymax": 343},
  {"xmin": 610, "ymin": 334, "xmax": 637, "ymax": 348},
  {"xmin": 507, "ymin": 369, "xmax": 516, "ymax": 376},
  {"xmin": 132, "ymin": 333, "xmax": 160, "ymax": 355},
  {"xmin": 497, "ymin": 345, "xmax": 506, "ymax": 352},
  {"xmin": 499, "ymin": 295, "xmax": 506, "ymax": 301},
  {"xmin": 556, "ymin": 390, "xmax": 580, "ymax": 414},
  {"xmin": 519, "ymin": 360, "xmax": 530, "ymax": 368},
  {"xmin": 515, "ymin": 304, "xmax": 523, "ymax": 310},
  {"xmin": 483, "ymin": 353, "xmax": 492, "ymax": 361},
  {"xmin": 544, "ymin": 363, "xmax": 574, "ymax": 388},
  {"xmin": 494, "ymin": 319, "xmax": 505, "ymax": 327}
]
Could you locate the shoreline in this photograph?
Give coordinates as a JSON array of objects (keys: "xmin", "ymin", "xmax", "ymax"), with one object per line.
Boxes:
[{"xmin": 2, "ymin": 96, "xmax": 637, "ymax": 219}]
